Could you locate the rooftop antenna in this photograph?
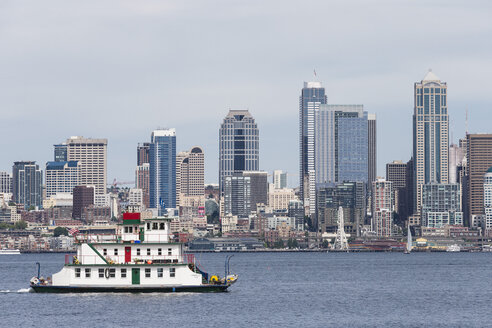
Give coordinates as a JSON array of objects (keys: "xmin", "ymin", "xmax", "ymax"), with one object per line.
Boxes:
[{"xmin": 313, "ymin": 68, "xmax": 319, "ymax": 82}]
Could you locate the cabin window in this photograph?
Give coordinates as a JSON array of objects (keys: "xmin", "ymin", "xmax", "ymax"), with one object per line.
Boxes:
[
  {"xmin": 170, "ymin": 267, "xmax": 175, "ymax": 278},
  {"xmin": 168, "ymin": 248, "xmax": 172, "ymax": 256},
  {"xmin": 109, "ymin": 268, "xmax": 116, "ymax": 278},
  {"xmin": 158, "ymin": 248, "xmax": 162, "ymax": 256},
  {"xmin": 121, "ymin": 268, "xmax": 127, "ymax": 278},
  {"xmin": 85, "ymin": 268, "xmax": 91, "ymax": 278},
  {"xmin": 75, "ymin": 268, "xmax": 81, "ymax": 278},
  {"xmin": 114, "ymin": 249, "xmax": 118, "ymax": 256},
  {"xmin": 145, "ymin": 268, "xmax": 151, "ymax": 278},
  {"xmin": 159, "ymin": 223, "xmax": 165, "ymax": 230},
  {"xmin": 157, "ymin": 268, "xmax": 163, "ymax": 278},
  {"xmin": 99, "ymin": 268, "xmax": 104, "ymax": 278},
  {"xmin": 129, "ymin": 227, "xmax": 133, "ymax": 233},
  {"xmin": 137, "ymin": 249, "xmax": 141, "ymax": 256},
  {"xmin": 147, "ymin": 248, "xmax": 151, "ymax": 256},
  {"xmin": 103, "ymin": 249, "xmax": 107, "ymax": 256},
  {"xmin": 152, "ymin": 222, "xmax": 158, "ymax": 230},
  {"xmin": 147, "ymin": 222, "xmax": 151, "ymax": 230},
  {"xmin": 124, "ymin": 227, "xmax": 128, "ymax": 233}
]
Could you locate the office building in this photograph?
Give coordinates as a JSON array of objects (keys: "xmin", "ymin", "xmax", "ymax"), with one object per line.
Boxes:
[
  {"xmin": 66, "ymin": 136, "xmax": 108, "ymax": 200},
  {"xmin": 413, "ymin": 71, "xmax": 449, "ymax": 213},
  {"xmin": 219, "ymin": 110, "xmax": 259, "ymax": 193},
  {"xmin": 243, "ymin": 171, "xmax": 268, "ymax": 209},
  {"xmin": 137, "ymin": 142, "xmax": 150, "ymax": 166},
  {"xmin": 372, "ymin": 178, "xmax": 393, "ymax": 236},
  {"xmin": 149, "ymin": 128, "xmax": 176, "ymax": 213},
  {"xmin": 223, "ymin": 173, "xmax": 251, "ymax": 217},
  {"xmin": 484, "ymin": 167, "xmax": 492, "ymax": 233},
  {"xmin": 269, "ymin": 188, "xmax": 296, "ymax": 211},
  {"xmin": 12, "ymin": 161, "xmax": 42, "ymax": 209},
  {"xmin": 0, "ymin": 172, "xmax": 11, "ymax": 193},
  {"xmin": 421, "ymin": 183, "xmax": 462, "ymax": 228},
  {"xmin": 386, "ymin": 160, "xmax": 410, "ymax": 219},
  {"xmin": 176, "ymin": 146, "xmax": 204, "ymax": 206},
  {"xmin": 449, "ymin": 143, "xmax": 465, "ymax": 184},
  {"xmin": 54, "ymin": 144, "xmax": 68, "ymax": 162},
  {"xmin": 72, "ymin": 185, "xmax": 94, "ymax": 219},
  {"xmin": 45, "ymin": 161, "xmax": 80, "ymax": 198},
  {"xmin": 299, "ymin": 82, "xmax": 327, "ymax": 216},
  {"xmin": 135, "ymin": 163, "xmax": 150, "ymax": 209},
  {"xmin": 273, "ymin": 170, "xmax": 287, "ymax": 189},
  {"xmin": 129, "ymin": 188, "xmax": 144, "ymax": 207},
  {"xmin": 368, "ymin": 114, "xmax": 377, "ymax": 185}
]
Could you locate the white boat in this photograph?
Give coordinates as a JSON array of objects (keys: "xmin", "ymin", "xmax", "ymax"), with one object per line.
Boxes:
[
  {"xmin": 0, "ymin": 249, "xmax": 21, "ymax": 255},
  {"xmin": 446, "ymin": 244, "xmax": 461, "ymax": 252},
  {"xmin": 30, "ymin": 213, "xmax": 238, "ymax": 293},
  {"xmin": 482, "ymin": 245, "xmax": 492, "ymax": 252},
  {"xmin": 404, "ymin": 226, "xmax": 412, "ymax": 254}
]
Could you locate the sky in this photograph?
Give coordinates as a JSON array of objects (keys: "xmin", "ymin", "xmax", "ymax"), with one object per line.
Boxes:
[{"xmin": 1, "ymin": 0, "xmax": 492, "ymax": 187}]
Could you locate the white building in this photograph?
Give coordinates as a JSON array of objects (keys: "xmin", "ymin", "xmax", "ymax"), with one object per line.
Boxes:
[
  {"xmin": 129, "ymin": 188, "xmax": 144, "ymax": 207},
  {"xmin": 268, "ymin": 187, "xmax": 296, "ymax": 211},
  {"xmin": 484, "ymin": 167, "xmax": 492, "ymax": 233},
  {"xmin": 273, "ymin": 170, "xmax": 287, "ymax": 189},
  {"xmin": 45, "ymin": 161, "xmax": 80, "ymax": 198},
  {"xmin": 267, "ymin": 216, "xmax": 296, "ymax": 230}
]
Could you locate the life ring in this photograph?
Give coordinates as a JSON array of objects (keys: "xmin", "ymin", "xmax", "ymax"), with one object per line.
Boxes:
[
  {"xmin": 30, "ymin": 277, "xmax": 40, "ymax": 286},
  {"xmin": 73, "ymin": 256, "xmax": 80, "ymax": 265},
  {"xmin": 104, "ymin": 268, "xmax": 110, "ymax": 279},
  {"xmin": 210, "ymin": 275, "xmax": 219, "ymax": 284}
]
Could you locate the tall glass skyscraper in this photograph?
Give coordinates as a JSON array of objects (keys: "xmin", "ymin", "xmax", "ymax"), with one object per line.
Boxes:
[
  {"xmin": 413, "ymin": 70, "xmax": 449, "ymax": 213},
  {"xmin": 12, "ymin": 161, "xmax": 42, "ymax": 209},
  {"xmin": 299, "ymin": 82, "xmax": 327, "ymax": 216},
  {"xmin": 149, "ymin": 129, "xmax": 176, "ymax": 214},
  {"xmin": 219, "ymin": 110, "xmax": 259, "ymax": 193}
]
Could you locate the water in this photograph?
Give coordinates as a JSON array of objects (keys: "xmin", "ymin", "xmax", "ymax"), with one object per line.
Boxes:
[{"xmin": 1, "ymin": 252, "xmax": 491, "ymax": 327}]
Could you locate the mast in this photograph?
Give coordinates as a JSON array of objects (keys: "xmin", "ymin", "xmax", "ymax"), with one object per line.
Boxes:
[
  {"xmin": 334, "ymin": 206, "xmax": 349, "ymax": 251},
  {"xmin": 407, "ymin": 225, "xmax": 412, "ymax": 252}
]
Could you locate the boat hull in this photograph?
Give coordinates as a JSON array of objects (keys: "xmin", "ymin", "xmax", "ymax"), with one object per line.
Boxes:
[{"xmin": 31, "ymin": 284, "xmax": 229, "ymax": 293}]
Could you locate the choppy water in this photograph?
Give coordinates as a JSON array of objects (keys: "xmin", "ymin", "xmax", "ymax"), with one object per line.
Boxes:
[{"xmin": 1, "ymin": 252, "xmax": 491, "ymax": 327}]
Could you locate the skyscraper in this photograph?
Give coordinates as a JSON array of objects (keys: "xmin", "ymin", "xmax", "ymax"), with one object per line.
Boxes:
[
  {"xmin": 413, "ymin": 70, "xmax": 449, "ymax": 213},
  {"xmin": 372, "ymin": 178, "xmax": 394, "ymax": 236},
  {"xmin": 135, "ymin": 163, "xmax": 150, "ymax": 209},
  {"xmin": 12, "ymin": 161, "xmax": 42, "ymax": 209},
  {"xmin": 368, "ymin": 114, "xmax": 377, "ymax": 185},
  {"xmin": 73, "ymin": 185, "xmax": 94, "ymax": 219},
  {"xmin": 223, "ymin": 173, "xmax": 251, "ymax": 217},
  {"xmin": 273, "ymin": 170, "xmax": 287, "ymax": 189},
  {"xmin": 0, "ymin": 172, "xmax": 11, "ymax": 194},
  {"xmin": 137, "ymin": 142, "xmax": 150, "ymax": 166},
  {"xmin": 386, "ymin": 160, "xmax": 409, "ymax": 218},
  {"xmin": 54, "ymin": 144, "xmax": 68, "ymax": 162},
  {"xmin": 45, "ymin": 161, "xmax": 80, "ymax": 198},
  {"xmin": 219, "ymin": 110, "xmax": 259, "ymax": 193},
  {"xmin": 483, "ymin": 167, "xmax": 492, "ymax": 234},
  {"xmin": 176, "ymin": 146, "xmax": 204, "ymax": 206},
  {"xmin": 149, "ymin": 128, "xmax": 176, "ymax": 213},
  {"xmin": 66, "ymin": 136, "xmax": 108, "ymax": 202},
  {"xmin": 299, "ymin": 82, "xmax": 327, "ymax": 215}
]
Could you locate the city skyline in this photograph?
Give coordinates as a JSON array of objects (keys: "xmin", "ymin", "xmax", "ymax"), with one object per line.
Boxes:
[{"xmin": 1, "ymin": 2, "xmax": 490, "ymax": 186}]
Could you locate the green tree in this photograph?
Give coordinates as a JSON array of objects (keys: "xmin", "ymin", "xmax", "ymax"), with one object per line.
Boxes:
[
  {"xmin": 27, "ymin": 205, "xmax": 35, "ymax": 211},
  {"xmin": 53, "ymin": 227, "xmax": 69, "ymax": 237},
  {"xmin": 321, "ymin": 240, "xmax": 329, "ymax": 248},
  {"xmin": 14, "ymin": 220, "xmax": 27, "ymax": 230}
]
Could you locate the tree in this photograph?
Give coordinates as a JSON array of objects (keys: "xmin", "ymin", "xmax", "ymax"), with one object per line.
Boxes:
[
  {"xmin": 53, "ymin": 227, "xmax": 69, "ymax": 237},
  {"xmin": 14, "ymin": 220, "xmax": 27, "ymax": 230},
  {"xmin": 27, "ymin": 205, "xmax": 35, "ymax": 211},
  {"xmin": 321, "ymin": 240, "xmax": 329, "ymax": 249}
]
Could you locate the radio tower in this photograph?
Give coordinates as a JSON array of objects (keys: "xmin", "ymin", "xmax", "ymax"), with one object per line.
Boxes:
[{"xmin": 334, "ymin": 206, "xmax": 349, "ymax": 250}]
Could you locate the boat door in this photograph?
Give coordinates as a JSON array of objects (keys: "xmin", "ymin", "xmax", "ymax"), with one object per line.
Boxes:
[
  {"xmin": 125, "ymin": 247, "xmax": 131, "ymax": 263},
  {"xmin": 132, "ymin": 268, "xmax": 140, "ymax": 285}
]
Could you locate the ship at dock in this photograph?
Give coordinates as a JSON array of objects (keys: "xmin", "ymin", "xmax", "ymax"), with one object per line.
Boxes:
[{"xmin": 29, "ymin": 212, "xmax": 237, "ymax": 293}]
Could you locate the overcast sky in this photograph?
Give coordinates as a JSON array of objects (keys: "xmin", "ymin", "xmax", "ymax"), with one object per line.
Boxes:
[{"xmin": 1, "ymin": 0, "xmax": 492, "ymax": 186}]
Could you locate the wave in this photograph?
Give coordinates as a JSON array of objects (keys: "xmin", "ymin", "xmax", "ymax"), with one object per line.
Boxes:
[{"xmin": 0, "ymin": 288, "xmax": 33, "ymax": 293}]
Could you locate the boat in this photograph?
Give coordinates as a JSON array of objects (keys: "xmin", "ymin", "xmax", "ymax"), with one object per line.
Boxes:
[
  {"xmin": 404, "ymin": 225, "xmax": 412, "ymax": 254},
  {"xmin": 29, "ymin": 212, "xmax": 238, "ymax": 293},
  {"xmin": 446, "ymin": 244, "xmax": 461, "ymax": 252},
  {"xmin": 482, "ymin": 245, "xmax": 492, "ymax": 252},
  {"xmin": 0, "ymin": 249, "xmax": 21, "ymax": 255}
]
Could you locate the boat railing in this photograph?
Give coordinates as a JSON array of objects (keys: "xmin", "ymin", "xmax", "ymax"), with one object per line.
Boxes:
[
  {"xmin": 66, "ymin": 253, "xmax": 197, "ymax": 266},
  {"xmin": 75, "ymin": 232, "xmax": 178, "ymax": 244}
]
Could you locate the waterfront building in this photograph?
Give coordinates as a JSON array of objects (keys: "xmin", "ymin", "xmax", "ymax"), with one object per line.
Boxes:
[
  {"xmin": 219, "ymin": 110, "xmax": 259, "ymax": 194},
  {"xmin": 372, "ymin": 178, "xmax": 394, "ymax": 236},
  {"xmin": 465, "ymin": 134, "xmax": 492, "ymax": 225},
  {"xmin": 223, "ymin": 173, "xmax": 251, "ymax": 217},
  {"xmin": 176, "ymin": 146, "xmax": 204, "ymax": 207},
  {"xmin": 484, "ymin": 167, "xmax": 492, "ymax": 234},
  {"xmin": 413, "ymin": 71, "xmax": 449, "ymax": 214},
  {"xmin": 0, "ymin": 172, "xmax": 11, "ymax": 193},
  {"xmin": 421, "ymin": 183, "xmax": 462, "ymax": 228},
  {"xmin": 137, "ymin": 142, "xmax": 150, "ymax": 166},
  {"xmin": 299, "ymin": 82, "xmax": 327, "ymax": 217},
  {"xmin": 268, "ymin": 188, "xmax": 296, "ymax": 211},
  {"xmin": 65, "ymin": 136, "xmax": 108, "ymax": 203},
  {"xmin": 72, "ymin": 185, "xmax": 94, "ymax": 219},
  {"xmin": 54, "ymin": 144, "xmax": 68, "ymax": 162},
  {"xmin": 12, "ymin": 161, "xmax": 42, "ymax": 209},
  {"xmin": 45, "ymin": 161, "xmax": 80, "ymax": 198},
  {"xmin": 149, "ymin": 128, "xmax": 176, "ymax": 213},
  {"xmin": 368, "ymin": 114, "xmax": 377, "ymax": 185},
  {"xmin": 135, "ymin": 163, "xmax": 150, "ymax": 209},
  {"xmin": 273, "ymin": 170, "xmax": 287, "ymax": 189}
]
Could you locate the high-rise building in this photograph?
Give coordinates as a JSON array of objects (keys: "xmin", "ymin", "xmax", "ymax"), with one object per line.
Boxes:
[
  {"xmin": 45, "ymin": 161, "xmax": 80, "ymax": 198},
  {"xmin": 149, "ymin": 129, "xmax": 176, "ymax": 213},
  {"xmin": 176, "ymin": 146, "xmax": 204, "ymax": 206},
  {"xmin": 273, "ymin": 170, "xmax": 287, "ymax": 189},
  {"xmin": 269, "ymin": 188, "xmax": 296, "ymax": 211},
  {"xmin": 137, "ymin": 142, "xmax": 150, "ymax": 166},
  {"xmin": 300, "ymin": 82, "xmax": 327, "ymax": 216},
  {"xmin": 0, "ymin": 172, "xmax": 12, "ymax": 193},
  {"xmin": 128, "ymin": 188, "xmax": 144, "ymax": 207},
  {"xmin": 223, "ymin": 173, "xmax": 251, "ymax": 217},
  {"xmin": 449, "ymin": 143, "xmax": 465, "ymax": 184},
  {"xmin": 54, "ymin": 144, "xmax": 68, "ymax": 162},
  {"xmin": 12, "ymin": 161, "xmax": 42, "ymax": 209},
  {"xmin": 135, "ymin": 163, "xmax": 150, "ymax": 209},
  {"xmin": 372, "ymin": 178, "xmax": 393, "ymax": 236},
  {"xmin": 421, "ymin": 183, "xmax": 462, "ymax": 228},
  {"xmin": 72, "ymin": 185, "xmax": 94, "ymax": 219},
  {"xmin": 413, "ymin": 71, "xmax": 449, "ymax": 213},
  {"xmin": 465, "ymin": 134, "xmax": 492, "ymax": 224},
  {"xmin": 386, "ymin": 160, "xmax": 409, "ymax": 219},
  {"xmin": 66, "ymin": 136, "xmax": 108, "ymax": 200},
  {"xmin": 242, "ymin": 171, "xmax": 268, "ymax": 209},
  {"xmin": 368, "ymin": 114, "xmax": 377, "ymax": 185},
  {"xmin": 483, "ymin": 167, "xmax": 492, "ymax": 234},
  {"xmin": 219, "ymin": 110, "xmax": 259, "ymax": 193}
]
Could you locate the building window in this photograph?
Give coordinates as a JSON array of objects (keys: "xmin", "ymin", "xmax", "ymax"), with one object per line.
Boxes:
[
  {"xmin": 109, "ymin": 268, "xmax": 116, "ymax": 278},
  {"xmin": 114, "ymin": 249, "xmax": 118, "ymax": 256},
  {"xmin": 121, "ymin": 268, "xmax": 127, "ymax": 278},
  {"xmin": 159, "ymin": 223, "xmax": 165, "ymax": 230},
  {"xmin": 145, "ymin": 268, "xmax": 151, "ymax": 278},
  {"xmin": 170, "ymin": 267, "xmax": 175, "ymax": 278},
  {"xmin": 168, "ymin": 248, "xmax": 172, "ymax": 256},
  {"xmin": 124, "ymin": 227, "xmax": 129, "ymax": 233},
  {"xmin": 99, "ymin": 268, "xmax": 104, "ymax": 278},
  {"xmin": 103, "ymin": 249, "xmax": 107, "ymax": 256},
  {"xmin": 137, "ymin": 248, "xmax": 140, "ymax": 256},
  {"xmin": 147, "ymin": 248, "xmax": 151, "ymax": 256},
  {"xmin": 75, "ymin": 268, "xmax": 81, "ymax": 278},
  {"xmin": 129, "ymin": 227, "xmax": 133, "ymax": 233},
  {"xmin": 85, "ymin": 268, "xmax": 91, "ymax": 278},
  {"xmin": 147, "ymin": 222, "xmax": 151, "ymax": 230},
  {"xmin": 158, "ymin": 248, "xmax": 162, "ymax": 256},
  {"xmin": 157, "ymin": 268, "xmax": 163, "ymax": 278}
]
